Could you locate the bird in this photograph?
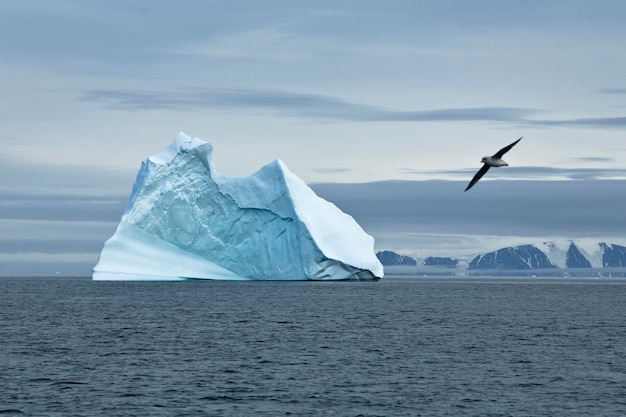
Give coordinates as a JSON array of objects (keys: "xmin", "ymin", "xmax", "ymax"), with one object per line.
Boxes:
[{"xmin": 464, "ymin": 137, "xmax": 522, "ymax": 192}]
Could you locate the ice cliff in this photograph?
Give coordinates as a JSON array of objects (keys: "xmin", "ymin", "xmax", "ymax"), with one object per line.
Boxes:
[{"xmin": 93, "ymin": 132, "xmax": 383, "ymax": 281}]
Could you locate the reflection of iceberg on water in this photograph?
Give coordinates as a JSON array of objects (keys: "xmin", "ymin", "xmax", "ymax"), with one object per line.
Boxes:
[{"xmin": 93, "ymin": 132, "xmax": 383, "ymax": 281}]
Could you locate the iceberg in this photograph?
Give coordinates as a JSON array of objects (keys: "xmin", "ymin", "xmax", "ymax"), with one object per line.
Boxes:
[{"xmin": 93, "ymin": 132, "xmax": 383, "ymax": 281}]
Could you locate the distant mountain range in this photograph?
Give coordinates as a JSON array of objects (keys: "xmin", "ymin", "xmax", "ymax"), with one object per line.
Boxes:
[{"xmin": 377, "ymin": 241, "xmax": 626, "ymax": 277}]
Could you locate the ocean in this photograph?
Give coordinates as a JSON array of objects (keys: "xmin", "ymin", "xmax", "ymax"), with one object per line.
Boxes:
[{"xmin": 2, "ymin": 276, "xmax": 626, "ymax": 417}]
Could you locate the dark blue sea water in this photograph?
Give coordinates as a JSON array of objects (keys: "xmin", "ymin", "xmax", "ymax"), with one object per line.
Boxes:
[{"xmin": 2, "ymin": 277, "xmax": 626, "ymax": 417}]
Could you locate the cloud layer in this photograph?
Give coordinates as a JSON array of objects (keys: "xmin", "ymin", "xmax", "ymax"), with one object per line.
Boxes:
[
  {"xmin": 311, "ymin": 179, "xmax": 626, "ymax": 248},
  {"xmin": 81, "ymin": 88, "xmax": 537, "ymax": 123},
  {"xmin": 81, "ymin": 88, "xmax": 626, "ymax": 129}
]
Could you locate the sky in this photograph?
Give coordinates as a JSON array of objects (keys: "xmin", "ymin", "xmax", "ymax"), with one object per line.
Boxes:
[{"xmin": 1, "ymin": 0, "xmax": 626, "ymax": 275}]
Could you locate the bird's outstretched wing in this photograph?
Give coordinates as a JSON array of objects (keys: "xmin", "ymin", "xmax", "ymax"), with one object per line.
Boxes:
[
  {"xmin": 464, "ymin": 164, "xmax": 490, "ymax": 192},
  {"xmin": 492, "ymin": 136, "xmax": 523, "ymax": 159}
]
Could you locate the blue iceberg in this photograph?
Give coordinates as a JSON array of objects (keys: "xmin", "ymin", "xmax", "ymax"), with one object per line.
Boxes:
[{"xmin": 93, "ymin": 132, "xmax": 383, "ymax": 281}]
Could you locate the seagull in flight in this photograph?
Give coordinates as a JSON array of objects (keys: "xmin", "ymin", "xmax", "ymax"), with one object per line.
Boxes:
[{"xmin": 464, "ymin": 137, "xmax": 522, "ymax": 192}]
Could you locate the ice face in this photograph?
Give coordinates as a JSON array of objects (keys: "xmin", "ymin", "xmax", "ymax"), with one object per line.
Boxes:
[{"xmin": 93, "ymin": 132, "xmax": 383, "ymax": 281}]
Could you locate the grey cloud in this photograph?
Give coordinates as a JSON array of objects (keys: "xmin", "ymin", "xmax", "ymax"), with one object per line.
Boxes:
[
  {"xmin": 504, "ymin": 166, "xmax": 626, "ymax": 180},
  {"xmin": 0, "ymin": 217, "xmax": 117, "ymax": 275},
  {"xmin": 0, "ymin": 159, "xmax": 131, "ymax": 222},
  {"xmin": 80, "ymin": 88, "xmax": 539, "ymax": 123},
  {"xmin": 380, "ymin": 107, "xmax": 535, "ymax": 122},
  {"xmin": 311, "ymin": 179, "xmax": 626, "ymax": 240},
  {"xmin": 312, "ymin": 167, "xmax": 353, "ymax": 174},
  {"xmin": 80, "ymin": 88, "xmax": 364, "ymax": 114},
  {"xmin": 81, "ymin": 87, "xmax": 626, "ymax": 129},
  {"xmin": 530, "ymin": 117, "xmax": 626, "ymax": 129},
  {"xmin": 404, "ymin": 166, "xmax": 626, "ymax": 180},
  {"xmin": 0, "ymin": 239, "xmax": 104, "ymax": 254},
  {"xmin": 572, "ymin": 156, "xmax": 615, "ymax": 163},
  {"xmin": 598, "ymin": 88, "xmax": 626, "ymax": 94},
  {"xmin": 0, "ymin": 156, "xmax": 135, "ymax": 193},
  {"xmin": 0, "ymin": 192, "xmax": 128, "ymax": 222}
]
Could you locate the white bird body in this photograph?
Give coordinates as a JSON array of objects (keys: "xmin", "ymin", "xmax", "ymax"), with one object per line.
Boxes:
[{"xmin": 481, "ymin": 156, "xmax": 509, "ymax": 167}]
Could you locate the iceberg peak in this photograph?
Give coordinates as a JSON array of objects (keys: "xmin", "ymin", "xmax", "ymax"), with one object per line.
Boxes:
[
  {"xmin": 148, "ymin": 131, "xmax": 208, "ymax": 165},
  {"xmin": 94, "ymin": 133, "xmax": 383, "ymax": 281}
]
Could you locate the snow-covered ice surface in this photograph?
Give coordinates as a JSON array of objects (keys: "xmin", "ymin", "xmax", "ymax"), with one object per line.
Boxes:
[{"xmin": 93, "ymin": 132, "xmax": 383, "ymax": 281}]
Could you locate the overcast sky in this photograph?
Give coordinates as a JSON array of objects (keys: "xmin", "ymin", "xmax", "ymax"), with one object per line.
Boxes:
[{"xmin": 1, "ymin": 1, "xmax": 626, "ymax": 275}]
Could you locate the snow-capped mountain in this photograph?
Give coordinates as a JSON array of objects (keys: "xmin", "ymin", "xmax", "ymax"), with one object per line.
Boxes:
[
  {"xmin": 377, "ymin": 241, "xmax": 626, "ymax": 275},
  {"xmin": 376, "ymin": 250, "xmax": 417, "ymax": 266},
  {"xmin": 599, "ymin": 243, "xmax": 626, "ymax": 267},
  {"xmin": 468, "ymin": 244, "xmax": 555, "ymax": 270}
]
